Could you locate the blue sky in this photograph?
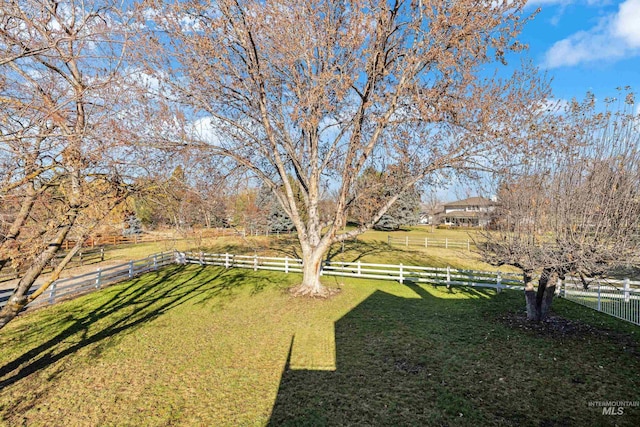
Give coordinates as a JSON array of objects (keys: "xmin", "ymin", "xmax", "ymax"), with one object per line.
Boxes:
[
  {"xmin": 435, "ymin": 0, "xmax": 640, "ymax": 203},
  {"xmin": 521, "ymin": 0, "xmax": 640, "ymax": 102}
]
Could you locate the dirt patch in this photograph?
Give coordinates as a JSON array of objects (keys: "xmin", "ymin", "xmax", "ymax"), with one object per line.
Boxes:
[
  {"xmin": 288, "ymin": 283, "xmax": 342, "ymax": 298},
  {"xmin": 496, "ymin": 311, "xmax": 600, "ymax": 336},
  {"xmin": 495, "ymin": 310, "xmax": 640, "ymax": 357}
]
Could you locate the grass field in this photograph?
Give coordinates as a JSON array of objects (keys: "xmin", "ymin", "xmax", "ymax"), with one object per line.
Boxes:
[
  {"xmin": 68, "ymin": 226, "xmax": 504, "ymax": 275},
  {"xmin": 188, "ymin": 225, "xmax": 513, "ymax": 273},
  {"xmin": 1, "ymin": 264, "xmax": 639, "ymax": 426}
]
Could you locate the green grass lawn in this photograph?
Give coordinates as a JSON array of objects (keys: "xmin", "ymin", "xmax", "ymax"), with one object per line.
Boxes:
[
  {"xmin": 193, "ymin": 226, "xmax": 514, "ymax": 273},
  {"xmin": 73, "ymin": 225, "xmax": 507, "ymax": 276},
  {"xmin": 1, "ymin": 265, "xmax": 638, "ymax": 426}
]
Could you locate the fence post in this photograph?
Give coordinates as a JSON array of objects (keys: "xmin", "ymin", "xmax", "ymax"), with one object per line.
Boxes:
[
  {"xmin": 285, "ymin": 256, "xmax": 289, "ymax": 274},
  {"xmin": 96, "ymin": 268, "xmax": 102, "ymax": 289},
  {"xmin": 128, "ymin": 261, "xmax": 134, "ymax": 279},
  {"xmin": 445, "ymin": 238, "xmax": 448, "ymax": 249},
  {"xmin": 100, "ymin": 247, "xmax": 105, "ymax": 261},
  {"xmin": 199, "ymin": 251, "xmax": 204, "ymax": 266},
  {"xmin": 225, "ymin": 253, "xmax": 230, "ymax": 268},
  {"xmin": 357, "ymin": 260, "xmax": 361, "ymax": 277},
  {"xmin": 624, "ymin": 278, "xmax": 630, "ymax": 303},
  {"xmin": 555, "ymin": 277, "xmax": 562, "ymax": 296},
  {"xmin": 496, "ymin": 271, "xmax": 502, "ymax": 293},
  {"xmin": 48, "ymin": 282, "xmax": 57, "ymax": 305},
  {"xmin": 254, "ymin": 254, "xmax": 258, "ymax": 272},
  {"xmin": 597, "ymin": 283, "xmax": 602, "ymax": 311},
  {"xmin": 446, "ymin": 266, "xmax": 451, "ymax": 289},
  {"xmin": 405, "ymin": 236, "xmax": 409, "ymax": 247},
  {"xmin": 79, "ymin": 249, "xmax": 83, "ymax": 266},
  {"xmin": 153, "ymin": 254, "xmax": 158, "ymax": 270},
  {"xmin": 399, "ymin": 263, "xmax": 404, "ymax": 284}
]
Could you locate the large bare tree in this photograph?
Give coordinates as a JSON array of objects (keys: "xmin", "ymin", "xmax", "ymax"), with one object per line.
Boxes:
[
  {"xmin": 479, "ymin": 91, "xmax": 640, "ymax": 321},
  {"xmin": 0, "ymin": 0, "xmax": 141, "ymax": 328},
  {"xmin": 143, "ymin": 0, "xmax": 550, "ymax": 296}
]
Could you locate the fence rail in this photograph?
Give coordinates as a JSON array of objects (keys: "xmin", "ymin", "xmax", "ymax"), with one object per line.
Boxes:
[
  {"xmin": 562, "ymin": 277, "xmax": 640, "ymax": 326},
  {"xmin": 3, "ymin": 249, "xmax": 640, "ymax": 327},
  {"xmin": 62, "ymin": 227, "xmax": 296, "ymax": 250},
  {"xmin": 180, "ymin": 251, "xmax": 523, "ymax": 291},
  {"xmin": 387, "ymin": 236, "xmax": 473, "ymax": 251},
  {"xmin": 0, "ymin": 252, "xmax": 174, "ymax": 310},
  {"xmin": 181, "ymin": 251, "xmax": 640, "ymax": 326},
  {"xmin": 0, "ymin": 247, "xmax": 106, "ymax": 283}
]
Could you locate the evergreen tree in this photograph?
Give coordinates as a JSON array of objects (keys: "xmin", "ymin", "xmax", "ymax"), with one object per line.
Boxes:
[{"xmin": 257, "ymin": 185, "xmax": 294, "ymax": 233}]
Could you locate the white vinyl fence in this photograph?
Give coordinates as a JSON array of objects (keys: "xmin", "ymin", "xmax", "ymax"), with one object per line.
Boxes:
[
  {"xmin": 0, "ymin": 252, "xmax": 174, "ymax": 310},
  {"xmin": 562, "ymin": 277, "xmax": 640, "ymax": 326},
  {"xmin": 179, "ymin": 251, "xmax": 523, "ymax": 291},
  {"xmin": 3, "ymin": 249, "xmax": 640, "ymax": 327},
  {"xmin": 181, "ymin": 251, "xmax": 640, "ymax": 326},
  {"xmin": 387, "ymin": 235, "xmax": 472, "ymax": 251}
]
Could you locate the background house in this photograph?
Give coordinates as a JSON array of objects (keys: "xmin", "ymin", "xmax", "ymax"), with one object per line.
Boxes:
[{"xmin": 438, "ymin": 196, "xmax": 497, "ymax": 228}]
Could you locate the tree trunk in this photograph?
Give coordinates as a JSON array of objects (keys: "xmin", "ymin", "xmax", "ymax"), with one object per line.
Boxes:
[
  {"xmin": 523, "ymin": 270, "xmax": 538, "ymax": 321},
  {"xmin": 0, "ymin": 183, "xmax": 38, "ymax": 272},
  {"xmin": 524, "ymin": 268, "xmax": 556, "ymax": 322},
  {"xmin": 0, "ymin": 210, "xmax": 78, "ymax": 330},
  {"xmin": 298, "ymin": 249, "xmax": 325, "ymax": 295},
  {"xmin": 291, "ymin": 240, "xmax": 336, "ymax": 298}
]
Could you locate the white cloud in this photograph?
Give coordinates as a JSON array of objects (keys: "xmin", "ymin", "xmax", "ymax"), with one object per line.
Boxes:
[
  {"xmin": 613, "ymin": 0, "xmax": 640, "ymax": 47},
  {"xmin": 536, "ymin": 97, "xmax": 570, "ymax": 113},
  {"xmin": 526, "ymin": 0, "xmax": 571, "ymax": 6},
  {"xmin": 526, "ymin": 0, "xmax": 608, "ymax": 7},
  {"xmin": 543, "ymin": 0, "xmax": 640, "ymax": 68},
  {"xmin": 189, "ymin": 116, "xmax": 223, "ymax": 145}
]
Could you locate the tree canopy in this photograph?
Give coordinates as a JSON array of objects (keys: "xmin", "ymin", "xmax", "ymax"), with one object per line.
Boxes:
[
  {"xmin": 479, "ymin": 91, "xmax": 640, "ymax": 321},
  {"xmin": 143, "ymin": 0, "xmax": 550, "ymax": 295}
]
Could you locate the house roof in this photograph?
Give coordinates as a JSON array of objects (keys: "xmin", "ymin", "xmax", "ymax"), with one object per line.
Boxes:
[
  {"xmin": 440, "ymin": 211, "xmax": 485, "ymax": 218},
  {"xmin": 443, "ymin": 196, "xmax": 495, "ymax": 208}
]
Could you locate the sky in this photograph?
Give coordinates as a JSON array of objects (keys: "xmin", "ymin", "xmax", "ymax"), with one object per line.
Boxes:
[
  {"xmin": 521, "ymin": 0, "xmax": 640, "ymax": 102},
  {"xmin": 436, "ymin": 0, "xmax": 640, "ymax": 203}
]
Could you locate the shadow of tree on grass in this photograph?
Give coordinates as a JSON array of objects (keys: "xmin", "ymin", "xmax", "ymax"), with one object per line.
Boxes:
[{"xmin": 0, "ymin": 265, "xmax": 255, "ymax": 389}]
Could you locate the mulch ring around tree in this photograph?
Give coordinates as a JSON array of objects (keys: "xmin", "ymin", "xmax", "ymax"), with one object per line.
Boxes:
[{"xmin": 493, "ymin": 310, "xmax": 640, "ymax": 357}]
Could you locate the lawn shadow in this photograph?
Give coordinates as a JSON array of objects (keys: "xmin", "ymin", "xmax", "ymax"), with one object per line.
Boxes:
[
  {"xmin": 0, "ymin": 265, "xmax": 246, "ymax": 390},
  {"xmin": 268, "ymin": 282, "xmax": 608, "ymax": 426},
  {"xmin": 267, "ymin": 282, "xmax": 500, "ymax": 426},
  {"xmin": 204, "ymin": 236, "xmax": 303, "ymax": 261},
  {"xmin": 325, "ymin": 239, "xmax": 393, "ymax": 263}
]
